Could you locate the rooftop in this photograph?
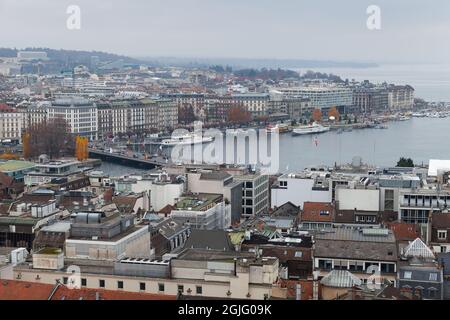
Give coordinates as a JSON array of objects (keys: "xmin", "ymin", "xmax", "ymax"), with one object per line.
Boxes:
[
  {"xmin": 175, "ymin": 193, "xmax": 222, "ymax": 211},
  {"xmin": 0, "ymin": 160, "xmax": 36, "ymax": 173}
]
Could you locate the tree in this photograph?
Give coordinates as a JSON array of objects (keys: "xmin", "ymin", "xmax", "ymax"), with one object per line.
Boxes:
[
  {"xmin": 178, "ymin": 104, "xmax": 197, "ymax": 125},
  {"xmin": 227, "ymin": 105, "xmax": 251, "ymax": 124},
  {"xmin": 22, "ymin": 131, "xmax": 31, "ymax": 159},
  {"xmin": 396, "ymin": 157, "xmax": 414, "ymax": 167},
  {"xmin": 75, "ymin": 136, "xmax": 89, "ymax": 161},
  {"xmin": 328, "ymin": 106, "xmax": 340, "ymax": 121},
  {"xmin": 312, "ymin": 108, "xmax": 323, "ymax": 122},
  {"xmin": 26, "ymin": 118, "xmax": 74, "ymax": 159}
]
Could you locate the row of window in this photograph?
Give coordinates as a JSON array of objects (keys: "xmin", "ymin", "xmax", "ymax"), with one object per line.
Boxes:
[{"xmin": 62, "ymin": 277, "xmax": 203, "ymax": 294}]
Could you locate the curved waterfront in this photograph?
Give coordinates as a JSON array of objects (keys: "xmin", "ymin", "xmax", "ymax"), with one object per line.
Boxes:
[{"xmin": 99, "ymin": 117, "xmax": 450, "ymax": 176}]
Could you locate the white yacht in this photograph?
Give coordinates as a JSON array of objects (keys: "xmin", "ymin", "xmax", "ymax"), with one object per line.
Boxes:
[
  {"xmin": 292, "ymin": 122, "xmax": 330, "ymax": 136},
  {"xmin": 160, "ymin": 134, "xmax": 214, "ymax": 146}
]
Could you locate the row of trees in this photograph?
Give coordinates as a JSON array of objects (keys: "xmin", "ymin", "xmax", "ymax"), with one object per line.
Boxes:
[
  {"xmin": 23, "ymin": 118, "xmax": 91, "ymax": 161},
  {"xmin": 311, "ymin": 106, "xmax": 340, "ymax": 122},
  {"xmin": 22, "ymin": 118, "xmax": 76, "ymax": 160}
]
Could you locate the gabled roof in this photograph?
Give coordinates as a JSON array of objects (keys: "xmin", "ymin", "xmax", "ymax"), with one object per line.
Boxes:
[
  {"xmin": 320, "ymin": 270, "xmax": 362, "ymax": 288},
  {"xmin": 403, "ymin": 238, "xmax": 435, "ymax": 259},
  {"xmin": 271, "ymin": 201, "xmax": 299, "ymax": 217}
]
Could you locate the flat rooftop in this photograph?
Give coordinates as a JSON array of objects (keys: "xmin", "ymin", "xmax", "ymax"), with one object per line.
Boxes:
[
  {"xmin": 175, "ymin": 193, "xmax": 222, "ymax": 211},
  {"xmin": 0, "ymin": 160, "xmax": 36, "ymax": 173}
]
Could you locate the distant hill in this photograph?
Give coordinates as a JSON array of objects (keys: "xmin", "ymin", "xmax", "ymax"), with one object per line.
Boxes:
[
  {"xmin": 137, "ymin": 56, "xmax": 378, "ymax": 69},
  {"xmin": 0, "ymin": 47, "xmax": 142, "ymax": 66}
]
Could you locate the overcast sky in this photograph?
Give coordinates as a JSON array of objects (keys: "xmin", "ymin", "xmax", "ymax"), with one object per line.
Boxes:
[{"xmin": 0, "ymin": 0, "xmax": 449, "ymax": 64}]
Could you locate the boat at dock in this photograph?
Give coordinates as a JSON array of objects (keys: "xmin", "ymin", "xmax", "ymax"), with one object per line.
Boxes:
[
  {"xmin": 160, "ymin": 134, "xmax": 214, "ymax": 146},
  {"xmin": 292, "ymin": 122, "xmax": 330, "ymax": 136},
  {"xmin": 266, "ymin": 123, "xmax": 291, "ymax": 134}
]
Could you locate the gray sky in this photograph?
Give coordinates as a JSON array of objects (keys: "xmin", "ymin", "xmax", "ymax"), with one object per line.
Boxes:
[{"xmin": 0, "ymin": 0, "xmax": 449, "ymax": 64}]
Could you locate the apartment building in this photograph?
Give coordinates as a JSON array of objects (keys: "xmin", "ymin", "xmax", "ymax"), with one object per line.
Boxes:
[
  {"xmin": 0, "ymin": 104, "xmax": 23, "ymax": 143},
  {"xmin": 170, "ymin": 193, "xmax": 232, "ymax": 230},
  {"xmin": 12, "ymin": 248, "xmax": 278, "ymax": 300},
  {"xmin": 46, "ymin": 97, "xmax": 98, "ymax": 140},
  {"xmin": 234, "ymin": 173, "xmax": 269, "ymax": 217},
  {"xmin": 388, "ymin": 85, "xmax": 415, "ymax": 110},
  {"xmin": 352, "ymin": 87, "xmax": 389, "ymax": 113},
  {"xmin": 314, "ymin": 228, "xmax": 398, "ymax": 285},
  {"xmin": 231, "ymin": 93, "xmax": 270, "ymax": 117},
  {"xmin": 274, "ymin": 85, "xmax": 353, "ymax": 112},
  {"xmin": 97, "ymin": 98, "xmax": 177, "ymax": 138}
]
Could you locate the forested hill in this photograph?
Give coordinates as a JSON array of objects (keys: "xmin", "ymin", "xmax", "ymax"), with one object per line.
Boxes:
[{"xmin": 0, "ymin": 47, "xmax": 141, "ymax": 64}]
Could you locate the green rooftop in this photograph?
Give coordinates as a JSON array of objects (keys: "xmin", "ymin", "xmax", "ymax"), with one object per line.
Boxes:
[
  {"xmin": 175, "ymin": 193, "xmax": 222, "ymax": 211},
  {"xmin": 37, "ymin": 247, "xmax": 62, "ymax": 255},
  {"xmin": 0, "ymin": 160, "xmax": 36, "ymax": 173}
]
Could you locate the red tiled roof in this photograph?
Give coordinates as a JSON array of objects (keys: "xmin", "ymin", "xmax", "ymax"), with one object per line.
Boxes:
[
  {"xmin": 0, "ymin": 104, "xmax": 16, "ymax": 112},
  {"xmin": 301, "ymin": 202, "xmax": 335, "ymax": 222},
  {"xmin": 387, "ymin": 221, "xmax": 419, "ymax": 241},
  {"xmin": 0, "ymin": 280, "xmax": 177, "ymax": 300},
  {"xmin": 0, "ymin": 280, "xmax": 53, "ymax": 300}
]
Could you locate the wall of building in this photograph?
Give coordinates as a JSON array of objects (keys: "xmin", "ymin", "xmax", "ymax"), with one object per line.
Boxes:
[{"xmin": 336, "ymin": 188, "xmax": 380, "ymax": 211}]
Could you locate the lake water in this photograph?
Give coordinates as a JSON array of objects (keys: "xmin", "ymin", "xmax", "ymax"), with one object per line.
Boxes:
[
  {"xmin": 99, "ymin": 117, "xmax": 450, "ymax": 176},
  {"xmin": 296, "ymin": 64, "xmax": 450, "ymax": 102}
]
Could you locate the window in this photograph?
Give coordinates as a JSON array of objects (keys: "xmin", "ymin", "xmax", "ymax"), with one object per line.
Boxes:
[
  {"xmin": 178, "ymin": 285, "xmax": 184, "ymax": 293},
  {"xmin": 158, "ymin": 283, "xmax": 165, "ymax": 292},
  {"xmin": 294, "ymin": 251, "xmax": 303, "ymax": 258},
  {"xmin": 319, "ymin": 210, "xmax": 329, "ymax": 216},
  {"xmin": 429, "ymin": 273, "xmax": 438, "ymax": 281},
  {"xmin": 81, "ymin": 278, "xmax": 87, "ymax": 287},
  {"xmin": 140, "ymin": 282, "xmax": 146, "ymax": 291},
  {"xmin": 62, "ymin": 277, "xmax": 68, "ymax": 285},
  {"xmin": 99, "ymin": 280, "xmax": 105, "ymax": 288},
  {"xmin": 117, "ymin": 281, "xmax": 123, "ymax": 289},
  {"xmin": 384, "ymin": 189, "xmax": 394, "ymax": 210},
  {"xmin": 438, "ymin": 230, "xmax": 447, "ymax": 240},
  {"xmin": 428, "ymin": 288, "xmax": 437, "ymax": 298},
  {"xmin": 196, "ymin": 286, "xmax": 202, "ymax": 294},
  {"xmin": 404, "ymin": 271, "xmax": 412, "ymax": 279}
]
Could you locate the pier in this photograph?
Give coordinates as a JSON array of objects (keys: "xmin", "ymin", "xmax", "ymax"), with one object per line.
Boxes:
[{"xmin": 88, "ymin": 148, "xmax": 170, "ymax": 169}]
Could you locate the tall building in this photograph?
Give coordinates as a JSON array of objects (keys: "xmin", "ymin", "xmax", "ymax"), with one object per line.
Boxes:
[
  {"xmin": 0, "ymin": 104, "xmax": 23, "ymax": 143},
  {"xmin": 97, "ymin": 98, "xmax": 177, "ymax": 138},
  {"xmin": 353, "ymin": 87, "xmax": 389, "ymax": 113},
  {"xmin": 231, "ymin": 93, "xmax": 270, "ymax": 117},
  {"xmin": 388, "ymin": 85, "xmax": 415, "ymax": 110},
  {"xmin": 46, "ymin": 97, "xmax": 98, "ymax": 140},
  {"xmin": 234, "ymin": 173, "xmax": 269, "ymax": 218},
  {"xmin": 275, "ymin": 85, "xmax": 353, "ymax": 113}
]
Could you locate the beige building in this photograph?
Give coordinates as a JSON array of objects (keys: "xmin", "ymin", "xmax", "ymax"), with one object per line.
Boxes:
[
  {"xmin": 13, "ymin": 249, "xmax": 279, "ymax": 300},
  {"xmin": 388, "ymin": 85, "xmax": 414, "ymax": 110}
]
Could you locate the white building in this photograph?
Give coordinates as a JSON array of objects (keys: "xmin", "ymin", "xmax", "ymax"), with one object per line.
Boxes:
[
  {"xmin": 46, "ymin": 97, "xmax": 98, "ymax": 140},
  {"xmin": 0, "ymin": 104, "xmax": 23, "ymax": 142},
  {"xmin": 271, "ymin": 172, "xmax": 331, "ymax": 209},
  {"xmin": 170, "ymin": 194, "xmax": 231, "ymax": 230},
  {"xmin": 335, "ymin": 187, "xmax": 380, "ymax": 211},
  {"xmin": 274, "ymin": 85, "xmax": 353, "ymax": 110}
]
